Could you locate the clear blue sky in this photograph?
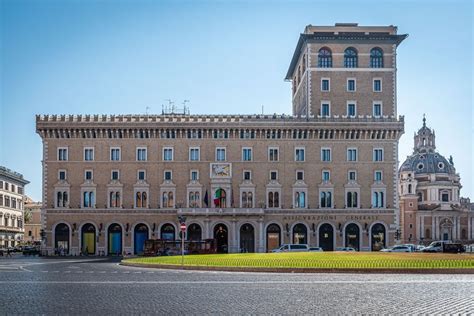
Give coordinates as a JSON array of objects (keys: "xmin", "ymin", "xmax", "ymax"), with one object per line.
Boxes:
[{"xmin": 1, "ymin": 0, "xmax": 472, "ymax": 202}]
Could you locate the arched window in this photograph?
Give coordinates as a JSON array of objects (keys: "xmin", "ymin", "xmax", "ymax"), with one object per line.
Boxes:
[
  {"xmin": 320, "ymin": 192, "xmax": 326, "ymax": 208},
  {"xmin": 162, "ymin": 192, "xmax": 168, "ymax": 207},
  {"xmin": 268, "ymin": 192, "xmax": 274, "ymax": 208},
  {"xmin": 57, "ymin": 192, "xmax": 62, "ymax": 207},
  {"xmin": 347, "ymin": 192, "xmax": 358, "ymax": 208},
  {"xmin": 408, "ymin": 184, "xmax": 412, "ymax": 194},
  {"xmin": 214, "ymin": 188, "xmax": 226, "ymax": 208},
  {"xmin": 370, "ymin": 48, "xmax": 383, "ymax": 68},
  {"xmin": 318, "ymin": 47, "xmax": 332, "ymax": 68},
  {"xmin": 295, "ymin": 192, "xmax": 305, "ymax": 208},
  {"xmin": 136, "ymin": 192, "xmax": 142, "ymax": 208},
  {"xmin": 344, "ymin": 47, "xmax": 358, "ymax": 68},
  {"xmin": 142, "ymin": 192, "xmax": 147, "ymax": 207}
]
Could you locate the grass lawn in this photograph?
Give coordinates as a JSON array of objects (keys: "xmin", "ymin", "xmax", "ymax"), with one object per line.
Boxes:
[{"xmin": 123, "ymin": 252, "xmax": 474, "ymax": 270}]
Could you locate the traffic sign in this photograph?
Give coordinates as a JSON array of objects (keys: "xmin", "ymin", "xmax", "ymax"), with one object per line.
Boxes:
[{"xmin": 180, "ymin": 224, "xmax": 186, "ymax": 231}]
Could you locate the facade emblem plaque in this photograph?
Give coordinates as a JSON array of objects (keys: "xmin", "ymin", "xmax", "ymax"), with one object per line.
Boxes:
[{"xmin": 210, "ymin": 163, "xmax": 232, "ymax": 178}]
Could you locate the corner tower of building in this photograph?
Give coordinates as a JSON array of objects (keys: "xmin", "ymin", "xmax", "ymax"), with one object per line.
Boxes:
[{"xmin": 286, "ymin": 23, "xmax": 407, "ymax": 118}]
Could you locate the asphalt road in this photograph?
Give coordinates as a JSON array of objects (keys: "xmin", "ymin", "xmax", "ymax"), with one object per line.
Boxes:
[{"xmin": 0, "ymin": 255, "xmax": 473, "ymax": 315}]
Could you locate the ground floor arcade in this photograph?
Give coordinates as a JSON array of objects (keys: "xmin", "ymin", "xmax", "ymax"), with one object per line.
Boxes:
[{"xmin": 42, "ymin": 209, "xmax": 397, "ymax": 255}]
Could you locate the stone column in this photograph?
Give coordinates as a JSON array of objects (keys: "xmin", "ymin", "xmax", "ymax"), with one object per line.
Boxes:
[
  {"xmin": 257, "ymin": 219, "xmax": 264, "ymax": 253},
  {"xmin": 431, "ymin": 217, "xmax": 435, "ymax": 239},
  {"xmin": 204, "ymin": 219, "xmax": 210, "ymax": 239},
  {"xmin": 231, "ymin": 219, "xmax": 237, "ymax": 253}
]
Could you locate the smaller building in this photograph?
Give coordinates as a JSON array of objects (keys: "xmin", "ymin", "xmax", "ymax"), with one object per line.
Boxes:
[
  {"xmin": 0, "ymin": 166, "xmax": 30, "ymax": 247},
  {"xmin": 399, "ymin": 117, "xmax": 473, "ymax": 244},
  {"xmin": 24, "ymin": 197, "xmax": 42, "ymax": 243}
]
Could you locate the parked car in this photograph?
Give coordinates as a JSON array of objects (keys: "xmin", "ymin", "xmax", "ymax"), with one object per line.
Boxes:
[
  {"xmin": 335, "ymin": 247, "xmax": 356, "ymax": 252},
  {"xmin": 22, "ymin": 246, "xmax": 40, "ymax": 256},
  {"xmin": 272, "ymin": 244, "xmax": 309, "ymax": 252},
  {"xmin": 380, "ymin": 245, "xmax": 412, "ymax": 252},
  {"xmin": 308, "ymin": 247, "xmax": 324, "ymax": 252}
]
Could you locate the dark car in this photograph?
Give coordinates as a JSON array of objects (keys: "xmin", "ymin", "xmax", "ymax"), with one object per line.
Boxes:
[{"xmin": 22, "ymin": 246, "xmax": 40, "ymax": 256}]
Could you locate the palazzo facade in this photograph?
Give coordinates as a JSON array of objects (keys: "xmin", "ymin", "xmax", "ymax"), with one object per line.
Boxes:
[
  {"xmin": 0, "ymin": 166, "xmax": 29, "ymax": 247},
  {"xmin": 37, "ymin": 23, "xmax": 407, "ymax": 255}
]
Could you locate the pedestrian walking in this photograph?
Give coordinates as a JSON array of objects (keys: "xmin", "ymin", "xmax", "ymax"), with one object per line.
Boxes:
[{"xmin": 6, "ymin": 248, "xmax": 12, "ymax": 258}]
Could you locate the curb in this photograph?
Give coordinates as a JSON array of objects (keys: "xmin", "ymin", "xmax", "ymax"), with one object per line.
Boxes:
[{"xmin": 120, "ymin": 262, "xmax": 474, "ymax": 274}]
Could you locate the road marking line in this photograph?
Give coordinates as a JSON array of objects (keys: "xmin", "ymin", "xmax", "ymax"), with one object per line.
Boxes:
[{"xmin": 0, "ymin": 280, "xmax": 473, "ymax": 285}]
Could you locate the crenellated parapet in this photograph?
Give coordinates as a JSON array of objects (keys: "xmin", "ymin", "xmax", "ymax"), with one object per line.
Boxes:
[{"xmin": 36, "ymin": 114, "xmax": 404, "ymax": 140}]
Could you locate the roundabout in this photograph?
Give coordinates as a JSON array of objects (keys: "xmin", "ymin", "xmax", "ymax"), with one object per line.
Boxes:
[{"xmin": 122, "ymin": 252, "xmax": 474, "ymax": 274}]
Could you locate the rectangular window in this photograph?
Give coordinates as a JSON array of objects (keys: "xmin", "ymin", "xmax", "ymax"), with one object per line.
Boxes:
[
  {"xmin": 58, "ymin": 170, "xmax": 66, "ymax": 180},
  {"xmin": 189, "ymin": 148, "xmax": 200, "ymax": 161},
  {"xmin": 163, "ymin": 148, "xmax": 173, "ymax": 161},
  {"xmin": 347, "ymin": 148, "xmax": 357, "ymax": 162},
  {"xmin": 373, "ymin": 79, "xmax": 382, "ymax": 92},
  {"xmin": 374, "ymin": 171, "xmax": 383, "ymax": 181},
  {"xmin": 242, "ymin": 148, "xmax": 252, "ymax": 161},
  {"xmin": 164, "ymin": 171, "xmax": 172, "ymax": 181},
  {"xmin": 268, "ymin": 148, "xmax": 279, "ymax": 162},
  {"xmin": 347, "ymin": 79, "xmax": 356, "ymax": 92},
  {"xmin": 85, "ymin": 170, "xmax": 93, "ymax": 180},
  {"xmin": 322, "ymin": 170, "xmax": 330, "ymax": 182},
  {"xmin": 373, "ymin": 149, "xmax": 384, "ymax": 162},
  {"xmin": 373, "ymin": 103, "xmax": 382, "ymax": 117},
  {"xmin": 295, "ymin": 148, "xmax": 305, "ymax": 162},
  {"xmin": 321, "ymin": 148, "xmax": 331, "ymax": 162},
  {"xmin": 84, "ymin": 148, "xmax": 94, "ymax": 161},
  {"xmin": 270, "ymin": 171, "xmax": 278, "ymax": 181},
  {"xmin": 243, "ymin": 171, "xmax": 251, "ymax": 181},
  {"xmin": 321, "ymin": 78, "xmax": 330, "ymax": 92},
  {"xmin": 138, "ymin": 170, "xmax": 146, "ymax": 181},
  {"xmin": 216, "ymin": 148, "xmax": 226, "ymax": 161},
  {"xmin": 190, "ymin": 170, "xmax": 199, "ymax": 181},
  {"xmin": 111, "ymin": 170, "xmax": 119, "ymax": 180},
  {"xmin": 137, "ymin": 148, "xmax": 147, "ymax": 161},
  {"xmin": 296, "ymin": 171, "xmax": 304, "ymax": 181},
  {"xmin": 347, "ymin": 103, "xmax": 356, "ymax": 117},
  {"xmin": 110, "ymin": 148, "xmax": 121, "ymax": 161},
  {"xmin": 58, "ymin": 148, "xmax": 68, "ymax": 161},
  {"xmin": 83, "ymin": 191, "xmax": 95, "ymax": 208},
  {"xmin": 321, "ymin": 103, "xmax": 330, "ymax": 117},
  {"xmin": 348, "ymin": 170, "xmax": 357, "ymax": 181}
]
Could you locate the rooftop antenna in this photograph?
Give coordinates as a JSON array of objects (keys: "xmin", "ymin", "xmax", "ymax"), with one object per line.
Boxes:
[{"xmin": 182, "ymin": 100, "xmax": 190, "ymax": 115}]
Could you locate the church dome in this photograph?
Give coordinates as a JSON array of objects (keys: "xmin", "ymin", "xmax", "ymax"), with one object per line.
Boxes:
[
  {"xmin": 399, "ymin": 152, "xmax": 455, "ymax": 175},
  {"xmin": 399, "ymin": 116, "xmax": 456, "ymax": 175}
]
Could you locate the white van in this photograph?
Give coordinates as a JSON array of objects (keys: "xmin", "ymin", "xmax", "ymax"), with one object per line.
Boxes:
[{"xmin": 272, "ymin": 244, "xmax": 309, "ymax": 252}]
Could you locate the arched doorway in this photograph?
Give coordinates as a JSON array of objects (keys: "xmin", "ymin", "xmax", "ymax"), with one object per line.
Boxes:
[
  {"xmin": 55, "ymin": 223, "xmax": 70, "ymax": 255},
  {"xmin": 81, "ymin": 223, "xmax": 96, "ymax": 255},
  {"xmin": 134, "ymin": 224, "xmax": 149, "ymax": 255},
  {"xmin": 266, "ymin": 224, "xmax": 281, "ymax": 252},
  {"xmin": 108, "ymin": 223, "xmax": 122, "ymax": 256},
  {"xmin": 345, "ymin": 223, "xmax": 360, "ymax": 251},
  {"xmin": 440, "ymin": 218, "xmax": 453, "ymax": 241},
  {"xmin": 187, "ymin": 224, "xmax": 202, "ymax": 241},
  {"xmin": 239, "ymin": 224, "xmax": 255, "ymax": 253},
  {"xmin": 292, "ymin": 224, "xmax": 307, "ymax": 244},
  {"xmin": 214, "ymin": 188, "xmax": 227, "ymax": 208},
  {"xmin": 319, "ymin": 223, "xmax": 334, "ymax": 251},
  {"xmin": 161, "ymin": 224, "xmax": 175, "ymax": 240},
  {"xmin": 214, "ymin": 224, "xmax": 228, "ymax": 253},
  {"xmin": 371, "ymin": 223, "xmax": 386, "ymax": 251}
]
